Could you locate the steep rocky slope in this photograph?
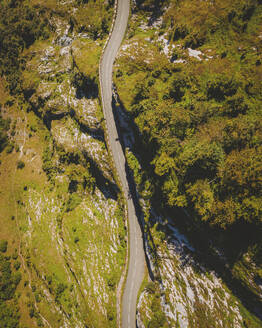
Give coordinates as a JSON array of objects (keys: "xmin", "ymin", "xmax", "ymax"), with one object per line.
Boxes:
[{"xmin": 0, "ymin": 1, "xmax": 126, "ymax": 327}]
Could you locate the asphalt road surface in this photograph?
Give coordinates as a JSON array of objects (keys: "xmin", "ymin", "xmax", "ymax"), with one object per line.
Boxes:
[{"xmin": 99, "ymin": 0, "xmax": 145, "ymax": 327}]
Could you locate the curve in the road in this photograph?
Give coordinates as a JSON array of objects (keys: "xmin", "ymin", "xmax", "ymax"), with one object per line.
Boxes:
[{"xmin": 99, "ymin": 0, "xmax": 146, "ymax": 327}]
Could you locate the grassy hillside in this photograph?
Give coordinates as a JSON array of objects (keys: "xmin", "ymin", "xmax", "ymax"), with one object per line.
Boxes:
[{"xmin": 0, "ymin": 1, "xmax": 127, "ymax": 327}]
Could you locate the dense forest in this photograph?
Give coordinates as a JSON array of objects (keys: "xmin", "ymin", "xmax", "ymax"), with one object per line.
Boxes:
[
  {"xmin": 115, "ymin": 0, "xmax": 262, "ymax": 312},
  {"xmin": 0, "ymin": 0, "xmax": 112, "ymax": 95},
  {"xmin": 117, "ymin": 0, "xmax": 262, "ymax": 230},
  {"xmin": 0, "ymin": 0, "xmax": 50, "ymax": 93}
]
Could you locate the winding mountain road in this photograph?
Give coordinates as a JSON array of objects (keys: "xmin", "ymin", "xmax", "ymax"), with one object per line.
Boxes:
[{"xmin": 99, "ymin": 0, "xmax": 145, "ymax": 327}]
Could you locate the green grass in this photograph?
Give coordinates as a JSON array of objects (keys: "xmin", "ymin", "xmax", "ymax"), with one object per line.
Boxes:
[{"xmin": 0, "ymin": 44, "xmax": 126, "ymax": 328}]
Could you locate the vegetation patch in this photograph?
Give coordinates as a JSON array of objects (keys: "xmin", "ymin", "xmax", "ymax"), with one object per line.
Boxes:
[{"xmin": 116, "ymin": 0, "xmax": 262, "ymax": 326}]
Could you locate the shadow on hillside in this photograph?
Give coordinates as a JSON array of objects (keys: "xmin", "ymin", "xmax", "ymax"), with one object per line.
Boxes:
[
  {"xmin": 77, "ymin": 119, "xmax": 104, "ymax": 142},
  {"xmin": 111, "ymin": 92, "xmax": 262, "ymax": 322},
  {"xmin": 167, "ymin": 206, "xmax": 262, "ymax": 321},
  {"xmin": 84, "ymin": 153, "xmax": 119, "ymax": 201},
  {"xmin": 111, "ymin": 96, "xmax": 155, "ymax": 281}
]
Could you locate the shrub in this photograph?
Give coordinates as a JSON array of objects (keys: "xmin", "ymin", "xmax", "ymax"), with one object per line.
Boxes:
[
  {"xmin": 12, "ymin": 250, "xmax": 18, "ymax": 260},
  {"xmin": 35, "ymin": 293, "xmax": 41, "ymax": 303},
  {"xmin": 42, "ymin": 145, "xmax": 53, "ymax": 175},
  {"xmin": 107, "ymin": 307, "xmax": 115, "ymax": 321},
  {"xmin": 29, "ymin": 307, "xmax": 35, "ymax": 318},
  {"xmin": 0, "ymin": 116, "xmax": 10, "ymax": 152},
  {"xmin": 107, "ymin": 274, "xmax": 117, "ymax": 289},
  {"xmin": 6, "ymin": 143, "xmax": 14, "ymax": 154},
  {"xmin": 46, "ymin": 275, "xmax": 52, "ymax": 285},
  {"xmin": 55, "ymin": 283, "xmax": 67, "ymax": 301},
  {"xmin": 37, "ymin": 317, "xmax": 44, "ymax": 327},
  {"xmin": 13, "ymin": 261, "xmax": 21, "ymax": 271},
  {"xmin": 17, "ymin": 160, "xmax": 25, "ymax": 169},
  {"xmin": 30, "ymin": 125, "xmax": 37, "ymax": 132},
  {"xmin": 0, "ymin": 240, "xmax": 8, "ymax": 253},
  {"xmin": 145, "ymin": 282, "xmax": 156, "ymax": 294},
  {"xmin": 66, "ymin": 193, "xmax": 82, "ymax": 212}
]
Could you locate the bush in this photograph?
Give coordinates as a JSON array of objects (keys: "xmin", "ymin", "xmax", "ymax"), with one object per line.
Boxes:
[
  {"xmin": 107, "ymin": 307, "xmax": 115, "ymax": 321},
  {"xmin": 55, "ymin": 283, "xmax": 67, "ymax": 302},
  {"xmin": 37, "ymin": 317, "xmax": 44, "ymax": 327},
  {"xmin": 46, "ymin": 275, "xmax": 52, "ymax": 285},
  {"xmin": 66, "ymin": 193, "xmax": 82, "ymax": 212},
  {"xmin": 145, "ymin": 282, "xmax": 156, "ymax": 294},
  {"xmin": 0, "ymin": 116, "xmax": 10, "ymax": 153},
  {"xmin": 6, "ymin": 143, "xmax": 14, "ymax": 154},
  {"xmin": 35, "ymin": 292, "xmax": 41, "ymax": 303},
  {"xmin": 13, "ymin": 261, "xmax": 21, "ymax": 271},
  {"xmin": 107, "ymin": 274, "xmax": 117, "ymax": 289},
  {"xmin": 30, "ymin": 125, "xmax": 37, "ymax": 132},
  {"xmin": 12, "ymin": 250, "xmax": 18, "ymax": 259},
  {"xmin": 17, "ymin": 160, "xmax": 25, "ymax": 169},
  {"xmin": 42, "ymin": 145, "xmax": 53, "ymax": 177},
  {"xmin": 29, "ymin": 307, "xmax": 35, "ymax": 318},
  {"xmin": 0, "ymin": 240, "xmax": 8, "ymax": 253}
]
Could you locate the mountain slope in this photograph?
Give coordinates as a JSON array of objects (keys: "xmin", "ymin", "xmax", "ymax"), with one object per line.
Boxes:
[
  {"xmin": 113, "ymin": 0, "xmax": 262, "ymax": 326},
  {"xmin": 0, "ymin": 1, "xmax": 127, "ymax": 327}
]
